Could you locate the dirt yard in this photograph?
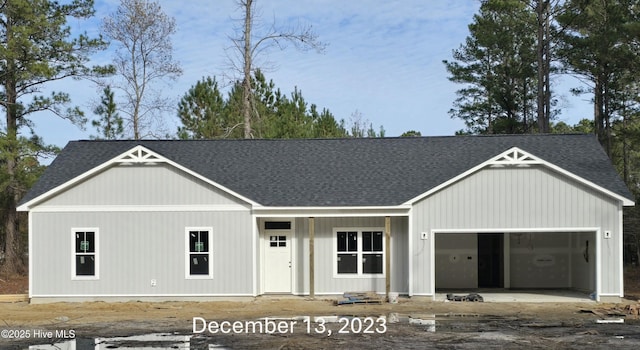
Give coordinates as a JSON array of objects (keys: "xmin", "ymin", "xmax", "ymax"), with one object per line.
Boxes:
[
  {"xmin": 1, "ymin": 296, "xmax": 639, "ymax": 349},
  {"xmin": 0, "ymin": 268, "xmax": 639, "ymax": 349}
]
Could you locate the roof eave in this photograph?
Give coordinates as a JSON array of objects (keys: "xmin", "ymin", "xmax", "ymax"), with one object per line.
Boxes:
[{"xmin": 253, "ymin": 205, "xmax": 412, "ymax": 217}]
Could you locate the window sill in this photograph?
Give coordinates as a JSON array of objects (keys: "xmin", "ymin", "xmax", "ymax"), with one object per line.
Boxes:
[
  {"xmin": 333, "ymin": 274, "xmax": 385, "ymax": 279},
  {"xmin": 185, "ymin": 275, "xmax": 214, "ymax": 280},
  {"xmin": 71, "ymin": 276, "xmax": 99, "ymax": 281}
]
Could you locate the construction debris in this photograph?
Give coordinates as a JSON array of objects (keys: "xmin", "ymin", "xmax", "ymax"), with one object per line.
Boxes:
[
  {"xmin": 336, "ymin": 292, "xmax": 384, "ymax": 305},
  {"xmin": 579, "ymin": 303, "xmax": 640, "ymax": 320},
  {"xmin": 446, "ymin": 293, "xmax": 484, "ymax": 302},
  {"xmin": 625, "ymin": 304, "xmax": 640, "ymax": 319},
  {"xmin": 595, "ymin": 319, "xmax": 624, "ymax": 324}
]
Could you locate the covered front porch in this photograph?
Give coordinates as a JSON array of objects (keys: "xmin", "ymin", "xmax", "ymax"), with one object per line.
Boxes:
[{"xmin": 253, "ymin": 211, "xmax": 410, "ymax": 299}]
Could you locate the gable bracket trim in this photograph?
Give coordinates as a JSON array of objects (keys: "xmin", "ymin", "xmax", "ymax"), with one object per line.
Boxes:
[
  {"xmin": 488, "ymin": 148, "xmax": 543, "ymax": 166},
  {"xmin": 114, "ymin": 146, "xmax": 165, "ymax": 164}
]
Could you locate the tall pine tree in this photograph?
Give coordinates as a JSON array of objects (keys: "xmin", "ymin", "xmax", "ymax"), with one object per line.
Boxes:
[
  {"xmin": 444, "ymin": 0, "xmax": 538, "ymax": 134},
  {"xmin": 0, "ymin": 0, "xmax": 109, "ymax": 274},
  {"xmin": 92, "ymin": 86, "xmax": 124, "ymax": 140},
  {"xmin": 558, "ymin": 0, "xmax": 640, "ymax": 156}
]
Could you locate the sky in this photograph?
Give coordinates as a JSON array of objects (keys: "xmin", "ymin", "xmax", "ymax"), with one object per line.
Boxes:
[{"xmin": 33, "ymin": 0, "xmax": 594, "ymax": 149}]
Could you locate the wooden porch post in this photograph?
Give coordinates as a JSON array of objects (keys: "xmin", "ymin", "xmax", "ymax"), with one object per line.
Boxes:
[
  {"xmin": 309, "ymin": 217, "xmax": 315, "ymax": 299},
  {"xmin": 385, "ymin": 216, "xmax": 391, "ymax": 301}
]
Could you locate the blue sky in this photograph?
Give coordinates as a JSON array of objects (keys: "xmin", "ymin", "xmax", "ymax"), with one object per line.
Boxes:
[{"xmin": 34, "ymin": 0, "xmax": 593, "ymax": 149}]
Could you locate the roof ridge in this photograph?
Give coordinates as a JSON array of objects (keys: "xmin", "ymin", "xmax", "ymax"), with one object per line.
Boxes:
[{"xmin": 71, "ymin": 133, "xmax": 594, "ymax": 143}]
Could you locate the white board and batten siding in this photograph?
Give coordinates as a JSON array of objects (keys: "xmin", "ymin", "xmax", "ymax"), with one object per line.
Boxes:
[
  {"xmin": 411, "ymin": 165, "xmax": 623, "ymax": 296},
  {"xmin": 30, "ymin": 163, "xmax": 254, "ymax": 300}
]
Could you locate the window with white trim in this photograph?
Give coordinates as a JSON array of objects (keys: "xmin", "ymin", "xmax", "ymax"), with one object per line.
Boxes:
[
  {"xmin": 186, "ymin": 228, "xmax": 213, "ymax": 278},
  {"xmin": 335, "ymin": 228, "xmax": 384, "ymax": 276},
  {"xmin": 72, "ymin": 229, "xmax": 98, "ymax": 279}
]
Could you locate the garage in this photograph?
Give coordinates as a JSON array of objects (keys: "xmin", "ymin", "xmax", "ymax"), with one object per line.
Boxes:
[{"xmin": 435, "ymin": 231, "xmax": 597, "ymax": 293}]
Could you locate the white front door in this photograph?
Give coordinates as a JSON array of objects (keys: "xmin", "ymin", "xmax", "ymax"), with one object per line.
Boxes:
[{"xmin": 264, "ymin": 232, "xmax": 292, "ymax": 293}]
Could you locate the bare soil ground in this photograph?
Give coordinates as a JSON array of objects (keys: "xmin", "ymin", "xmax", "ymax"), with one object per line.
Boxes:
[
  {"xmin": 625, "ymin": 266, "xmax": 640, "ymax": 300},
  {"xmin": 0, "ymin": 274, "xmax": 27, "ymax": 295},
  {"xmin": 0, "ymin": 268, "xmax": 639, "ymax": 349},
  {"xmin": 1, "ymin": 297, "xmax": 639, "ymax": 349}
]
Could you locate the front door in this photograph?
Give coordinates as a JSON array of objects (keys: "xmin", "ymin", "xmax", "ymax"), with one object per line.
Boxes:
[{"xmin": 264, "ymin": 231, "xmax": 292, "ymax": 293}]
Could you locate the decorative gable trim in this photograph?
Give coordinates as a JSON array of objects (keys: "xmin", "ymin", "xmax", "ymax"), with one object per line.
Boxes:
[
  {"xmin": 489, "ymin": 148, "xmax": 542, "ymax": 166},
  {"xmin": 114, "ymin": 146, "xmax": 165, "ymax": 164},
  {"xmin": 17, "ymin": 145, "xmax": 259, "ymax": 211},
  {"xmin": 405, "ymin": 147, "xmax": 635, "ymax": 206}
]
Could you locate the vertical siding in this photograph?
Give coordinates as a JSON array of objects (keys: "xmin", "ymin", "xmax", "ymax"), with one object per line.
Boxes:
[
  {"xmin": 31, "ymin": 210, "xmax": 253, "ymax": 297},
  {"xmin": 292, "ymin": 216, "xmax": 408, "ymax": 295},
  {"xmin": 412, "ymin": 166, "xmax": 622, "ymax": 295},
  {"xmin": 38, "ymin": 164, "xmax": 247, "ymax": 207}
]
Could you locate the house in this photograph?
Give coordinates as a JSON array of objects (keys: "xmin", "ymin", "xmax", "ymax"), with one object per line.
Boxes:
[{"xmin": 17, "ymin": 134, "xmax": 634, "ymax": 303}]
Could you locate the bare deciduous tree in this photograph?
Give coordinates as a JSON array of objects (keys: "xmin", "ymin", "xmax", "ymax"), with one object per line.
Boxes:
[
  {"xmin": 103, "ymin": 0, "xmax": 182, "ymax": 139},
  {"xmin": 228, "ymin": 0, "xmax": 326, "ymax": 138}
]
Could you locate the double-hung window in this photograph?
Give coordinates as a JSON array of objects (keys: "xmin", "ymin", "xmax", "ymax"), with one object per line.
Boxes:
[
  {"xmin": 186, "ymin": 228, "xmax": 213, "ymax": 279},
  {"xmin": 335, "ymin": 228, "xmax": 384, "ymax": 276},
  {"xmin": 72, "ymin": 229, "xmax": 98, "ymax": 279},
  {"xmin": 362, "ymin": 231, "xmax": 384, "ymax": 274}
]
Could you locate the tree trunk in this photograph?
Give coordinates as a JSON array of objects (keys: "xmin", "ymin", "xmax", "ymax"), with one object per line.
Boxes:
[
  {"xmin": 133, "ymin": 95, "xmax": 141, "ymax": 140},
  {"xmin": 536, "ymin": 0, "xmax": 551, "ymax": 133},
  {"xmin": 603, "ymin": 80, "xmax": 612, "ymax": 157},
  {"xmin": 594, "ymin": 76, "xmax": 608, "ymax": 155},
  {"xmin": 242, "ymin": 0, "xmax": 253, "ymax": 139},
  {"xmin": 543, "ymin": 7, "xmax": 551, "ymax": 131},
  {"xmin": 622, "ymin": 103, "xmax": 629, "ymax": 184},
  {"xmin": 1, "ymin": 9, "xmax": 25, "ymax": 276}
]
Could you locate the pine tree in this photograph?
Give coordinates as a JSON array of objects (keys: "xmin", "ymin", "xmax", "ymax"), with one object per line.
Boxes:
[
  {"xmin": 0, "ymin": 0, "xmax": 109, "ymax": 274},
  {"xmin": 558, "ymin": 0, "xmax": 640, "ymax": 156},
  {"xmin": 177, "ymin": 77, "xmax": 229, "ymax": 139},
  {"xmin": 92, "ymin": 86, "xmax": 124, "ymax": 140},
  {"xmin": 444, "ymin": 0, "xmax": 538, "ymax": 134}
]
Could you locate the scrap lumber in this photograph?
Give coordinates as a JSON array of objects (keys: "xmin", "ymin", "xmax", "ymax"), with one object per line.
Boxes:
[
  {"xmin": 445, "ymin": 293, "xmax": 484, "ymax": 302},
  {"xmin": 336, "ymin": 292, "xmax": 384, "ymax": 305},
  {"xmin": 579, "ymin": 303, "xmax": 640, "ymax": 320}
]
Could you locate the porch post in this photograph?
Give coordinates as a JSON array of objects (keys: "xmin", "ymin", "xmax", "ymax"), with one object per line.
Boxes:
[
  {"xmin": 309, "ymin": 217, "xmax": 315, "ymax": 299},
  {"xmin": 385, "ymin": 216, "xmax": 391, "ymax": 301}
]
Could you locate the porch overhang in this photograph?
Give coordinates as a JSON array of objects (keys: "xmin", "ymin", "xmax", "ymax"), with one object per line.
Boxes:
[{"xmin": 252, "ymin": 205, "xmax": 411, "ymax": 218}]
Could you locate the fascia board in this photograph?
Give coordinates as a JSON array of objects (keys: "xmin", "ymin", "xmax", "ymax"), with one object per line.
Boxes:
[{"xmin": 253, "ymin": 205, "xmax": 411, "ymax": 217}]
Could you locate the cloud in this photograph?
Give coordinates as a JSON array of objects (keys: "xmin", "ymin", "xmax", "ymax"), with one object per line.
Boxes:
[{"xmin": 32, "ymin": 0, "xmax": 589, "ymax": 147}]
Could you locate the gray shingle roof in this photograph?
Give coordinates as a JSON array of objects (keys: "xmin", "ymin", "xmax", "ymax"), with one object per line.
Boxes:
[{"xmin": 19, "ymin": 134, "xmax": 634, "ymax": 207}]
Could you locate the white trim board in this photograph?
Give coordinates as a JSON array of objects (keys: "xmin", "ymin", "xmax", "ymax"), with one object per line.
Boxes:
[
  {"xmin": 332, "ymin": 227, "xmax": 387, "ymax": 279},
  {"xmin": 29, "ymin": 205, "xmax": 250, "ymax": 213},
  {"xmin": 30, "ymin": 293, "xmax": 255, "ymax": 298},
  {"xmin": 253, "ymin": 206, "xmax": 411, "ymax": 218},
  {"xmin": 71, "ymin": 228, "xmax": 100, "ymax": 281},
  {"xmin": 184, "ymin": 227, "xmax": 214, "ymax": 280}
]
